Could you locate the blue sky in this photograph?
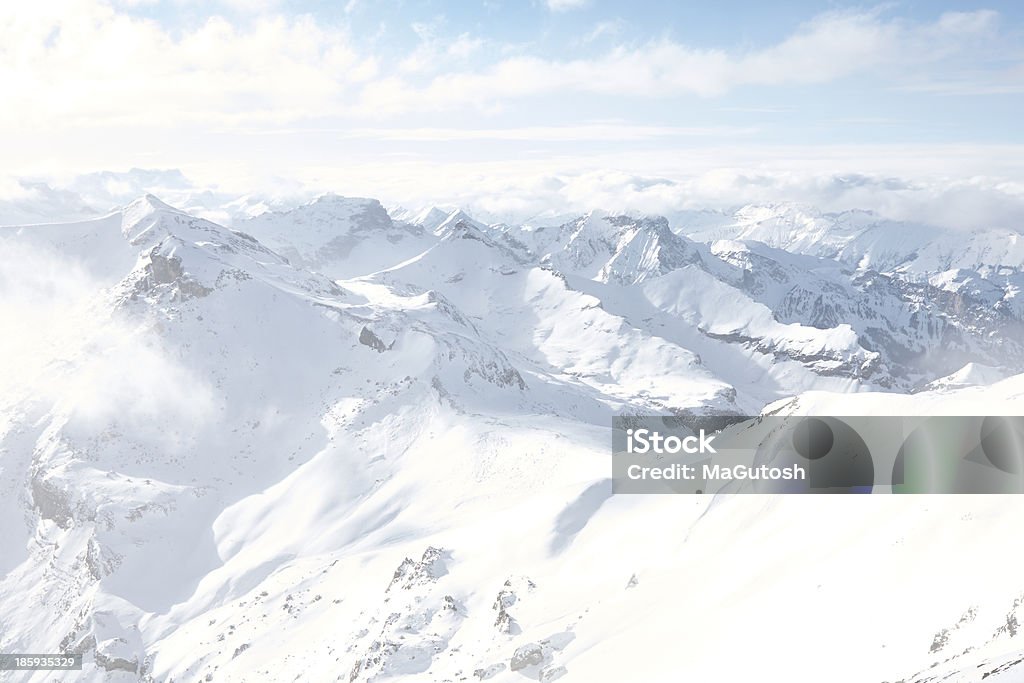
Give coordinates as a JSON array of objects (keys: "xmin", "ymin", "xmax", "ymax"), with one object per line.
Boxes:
[{"xmin": 2, "ymin": 1, "xmax": 1023, "ymax": 225}]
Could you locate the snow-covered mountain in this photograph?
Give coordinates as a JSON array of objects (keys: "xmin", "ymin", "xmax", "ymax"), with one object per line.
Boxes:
[
  {"xmin": 680, "ymin": 203, "xmax": 1024, "ymax": 314},
  {"xmin": 238, "ymin": 195, "xmax": 435, "ymax": 280},
  {"xmin": 2, "ymin": 195, "xmax": 1024, "ymax": 682}
]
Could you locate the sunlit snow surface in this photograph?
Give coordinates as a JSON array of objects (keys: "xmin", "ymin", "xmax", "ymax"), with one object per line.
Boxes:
[{"xmin": 1, "ymin": 195, "xmax": 1024, "ymax": 682}]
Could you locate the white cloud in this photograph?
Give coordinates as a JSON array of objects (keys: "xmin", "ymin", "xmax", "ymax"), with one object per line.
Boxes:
[
  {"xmin": 0, "ymin": 1, "xmax": 1019, "ymax": 214},
  {"xmin": 0, "ymin": 2, "xmax": 376, "ymax": 129},
  {"xmin": 398, "ymin": 20, "xmax": 482, "ymax": 74},
  {"xmin": 330, "ymin": 123, "xmax": 758, "ymax": 141},
  {"xmin": 547, "ymin": 0, "xmax": 588, "ymax": 11},
  {"xmin": 251, "ymin": 141, "xmax": 1023, "ymax": 231},
  {"xmin": 447, "ymin": 33, "xmax": 484, "ymax": 59},
  {"xmin": 5, "ymin": 149, "xmax": 1024, "ymax": 233},
  {"xmin": 426, "ymin": 168, "xmax": 1024, "ymax": 232},
  {"xmin": 0, "ymin": 237, "xmax": 216, "ymax": 425},
  {"xmin": 0, "ymin": 2, "xmax": 1008, "ymax": 130},
  {"xmin": 580, "ymin": 20, "xmax": 624, "ymax": 44},
  {"xmin": 219, "ymin": 0, "xmax": 283, "ymax": 11},
  {"xmin": 363, "ymin": 9, "xmax": 1002, "ymax": 112}
]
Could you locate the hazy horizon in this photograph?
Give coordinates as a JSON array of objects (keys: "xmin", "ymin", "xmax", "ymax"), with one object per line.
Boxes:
[{"xmin": 3, "ymin": 1, "xmax": 1024, "ymax": 229}]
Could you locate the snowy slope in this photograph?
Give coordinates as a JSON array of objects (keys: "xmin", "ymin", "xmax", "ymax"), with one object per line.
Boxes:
[{"xmin": 1, "ymin": 195, "xmax": 1024, "ymax": 683}]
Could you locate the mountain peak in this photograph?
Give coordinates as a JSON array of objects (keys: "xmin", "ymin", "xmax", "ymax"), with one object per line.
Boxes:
[
  {"xmin": 125, "ymin": 193, "xmax": 179, "ymax": 214},
  {"xmin": 308, "ymin": 193, "xmax": 382, "ymax": 210},
  {"xmin": 411, "ymin": 206, "xmax": 450, "ymax": 231},
  {"xmin": 120, "ymin": 194, "xmax": 188, "ymax": 244},
  {"xmin": 433, "ymin": 209, "xmax": 486, "ymax": 237}
]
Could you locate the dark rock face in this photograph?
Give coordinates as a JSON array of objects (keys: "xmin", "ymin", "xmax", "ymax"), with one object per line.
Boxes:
[
  {"xmin": 133, "ymin": 247, "xmax": 213, "ymax": 301},
  {"xmin": 359, "ymin": 326, "xmax": 390, "ymax": 353},
  {"xmin": 95, "ymin": 650, "xmax": 139, "ymax": 674},
  {"xmin": 510, "ymin": 643, "xmax": 545, "ymax": 671}
]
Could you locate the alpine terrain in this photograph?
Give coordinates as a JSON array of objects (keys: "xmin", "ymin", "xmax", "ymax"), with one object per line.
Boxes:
[{"xmin": 2, "ymin": 194, "xmax": 1024, "ymax": 683}]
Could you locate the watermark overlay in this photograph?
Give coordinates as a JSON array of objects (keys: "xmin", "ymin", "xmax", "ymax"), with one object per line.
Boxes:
[
  {"xmin": 612, "ymin": 415, "xmax": 1024, "ymax": 494},
  {"xmin": 0, "ymin": 654, "xmax": 82, "ymax": 670}
]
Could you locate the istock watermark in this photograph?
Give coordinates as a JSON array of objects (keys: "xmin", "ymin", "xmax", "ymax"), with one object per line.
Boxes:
[
  {"xmin": 624, "ymin": 427, "xmax": 719, "ymax": 454},
  {"xmin": 611, "ymin": 415, "xmax": 1024, "ymax": 494}
]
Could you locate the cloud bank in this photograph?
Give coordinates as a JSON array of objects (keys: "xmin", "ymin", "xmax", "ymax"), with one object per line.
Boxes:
[
  {"xmin": 0, "ymin": 3, "xmax": 1011, "ymax": 127},
  {"xmin": 3, "ymin": 165, "xmax": 1023, "ymax": 233}
]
